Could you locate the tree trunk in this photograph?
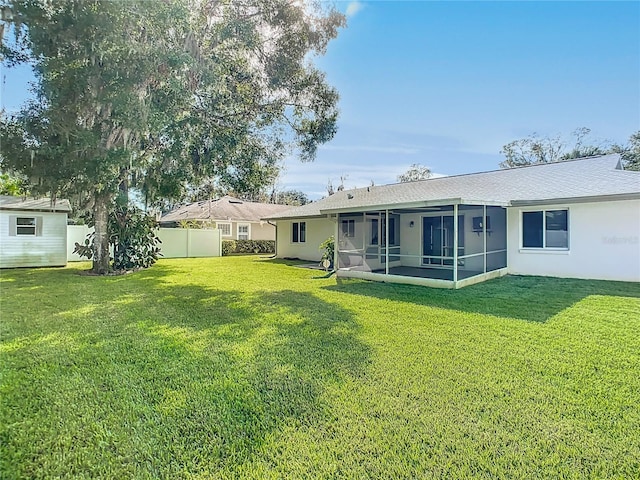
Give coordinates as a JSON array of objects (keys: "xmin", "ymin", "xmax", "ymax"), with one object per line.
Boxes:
[{"xmin": 92, "ymin": 192, "xmax": 111, "ymax": 274}]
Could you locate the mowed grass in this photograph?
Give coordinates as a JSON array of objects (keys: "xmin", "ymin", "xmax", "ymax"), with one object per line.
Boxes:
[{"xmin": 1, "ymin": 256, "xmax": 639, "ymax": 479}]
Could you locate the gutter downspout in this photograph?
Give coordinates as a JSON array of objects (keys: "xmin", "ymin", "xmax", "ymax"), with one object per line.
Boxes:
[{"xmin": 267, "ymin": 220, "xmax": 277, "ymax": 258}]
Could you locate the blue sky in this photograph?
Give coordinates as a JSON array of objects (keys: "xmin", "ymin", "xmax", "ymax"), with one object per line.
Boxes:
[
  {"xmin": 2, "ymin": 1, "xmax": 639, "ymax": 199},
  {"xmin": 283, "ymin": 0, "xmax": 640, "ymax": 197}
]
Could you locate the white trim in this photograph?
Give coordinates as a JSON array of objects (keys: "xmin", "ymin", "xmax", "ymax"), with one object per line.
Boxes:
[{"xmin": 518, "ymin": 248, "xmax": 570, "ymax": 255}]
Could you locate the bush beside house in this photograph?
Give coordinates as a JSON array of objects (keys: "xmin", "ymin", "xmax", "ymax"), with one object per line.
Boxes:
[{"xmin": 223, "ymin": 240, "xmax": 275, "ymax": 256}]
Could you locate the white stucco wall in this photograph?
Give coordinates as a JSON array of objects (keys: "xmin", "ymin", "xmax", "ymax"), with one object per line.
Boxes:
[
  {"xmin": 507, "ymin": 199, "xmax": 640, "ymax": 282},
  {"xmin": 276, "ymin": 217, "xmax": 335, "ymax": 262},
  {"xmin": 1, "ymin": 210, "xmax": 68, "ymax": 268},
  {"xmin": 399, "ymin": 213, "xmax": 422, "ymax": 267}
]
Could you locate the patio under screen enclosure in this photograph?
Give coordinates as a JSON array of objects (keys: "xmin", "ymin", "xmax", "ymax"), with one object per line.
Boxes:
[{"xmin": 335, "ymin": 204, "xmax": 507, "ymax": 288}]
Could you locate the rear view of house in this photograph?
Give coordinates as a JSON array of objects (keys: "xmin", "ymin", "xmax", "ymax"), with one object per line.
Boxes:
[
  {"xmin": 0, "ymin": 196, "xmax": 71, "ymax": 268},
  {"xmin": 265, "ymin": 155, "xmax": 639, "ymax": 287},
  {"xmin": 160, "ymin": 196, "xmax": 292, "ymax": 241}
]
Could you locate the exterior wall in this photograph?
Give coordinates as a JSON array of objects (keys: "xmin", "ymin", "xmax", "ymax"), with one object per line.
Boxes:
[
  {"xmin": 276, "ymin": 217, "xmax": 335, "ymax": 262},
  {"xmin": 507, "ymin": 199, "xmax": 640, "ymax": 282},
  {"xmin": 1, "ymin": 210, "xmax": 68, "ymax": 268},
  {"xmin": 246, "ymin": 221, "xmax": 276, "ymax": 241},
  {"xmin": 217, "ymin": 221, "xmax": 275, "ymax": 241},
  {"xmin": 399, "ymin": 213, "xmax": 422, "ymax": 267}
]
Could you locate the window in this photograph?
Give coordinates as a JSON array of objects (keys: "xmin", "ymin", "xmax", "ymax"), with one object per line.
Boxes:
[
  {"xmin": 381, "ymin": 216, "xmax": 400, "ymax": 246},
  {"xmin": 238, "ymin": 224, "xmax": 250, "ymax": 240},
  {"xmin": 217, "ymin": 223, "xmax": 231, "ymax": 236},
  {"xmin": 522, "ymin": 209, "xmax": 568, "ymax": 249},
  {"xmin": 341, "ymin": 219, "xmax": 355, "ymax": 237},
  {"xmin": 369, "ymin": 218, "xmax": 379, "ymax": 245},
  {"xmin": 16, "ymin": 217, "xmax": 37, "ymax": 236},
  {"xmin": 292, "ymin": 222, "xmax": 306, "ymax": 243}
]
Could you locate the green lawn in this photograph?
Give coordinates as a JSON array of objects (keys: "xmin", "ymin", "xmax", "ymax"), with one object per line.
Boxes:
[{"xmin": 1, "ymin": 256, "xmax": 639, "ymax": 479}]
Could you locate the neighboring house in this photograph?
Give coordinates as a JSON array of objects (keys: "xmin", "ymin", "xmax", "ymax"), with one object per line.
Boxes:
[
  {"xmin": 160, "ymin": 195, "xmax": 293, "ymax": 241},
  {"xmin": 264, "ymin": 155, "xmax": 640, "ymax": 288},
  {"xmin": 0, "ymin": 196, "xmax": 71, "ymax": 268}
]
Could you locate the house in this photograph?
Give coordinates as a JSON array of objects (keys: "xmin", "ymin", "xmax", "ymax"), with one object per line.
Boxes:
[
  {"xmin": 0, "ymin": 196, "xmax": 71, "ymax": 268},
  {"xmin": 264, "ymin": 155, "xmax": 640, "ymax": 287},
  {"xmin": 160, "ymin": 195, "xmax": 292, "ymax": 241}
]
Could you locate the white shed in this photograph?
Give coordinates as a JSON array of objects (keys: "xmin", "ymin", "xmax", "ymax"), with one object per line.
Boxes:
[{"xmin": 0, "ymin": 196, "xmax": 71, "ymax": 269}]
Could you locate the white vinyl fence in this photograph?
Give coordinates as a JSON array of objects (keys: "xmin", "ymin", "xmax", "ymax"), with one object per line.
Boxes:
[{"xmin": 67, "ymin": 226, "xmax": 221, "ymax": 261}]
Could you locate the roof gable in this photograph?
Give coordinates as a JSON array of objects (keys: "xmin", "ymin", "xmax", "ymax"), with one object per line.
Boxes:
[{"xmin": 161, "ymin": 195, "xmax": 294, "ymax": 223}]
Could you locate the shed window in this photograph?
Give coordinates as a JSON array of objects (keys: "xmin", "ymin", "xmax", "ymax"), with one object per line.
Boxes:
[{"xmin": 16, "ymin": 217, "xmax": 37, "ymax": 236}]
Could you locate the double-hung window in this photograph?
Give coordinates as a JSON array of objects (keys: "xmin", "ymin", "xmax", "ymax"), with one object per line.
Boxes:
[
  {"xmin": 8, "ymin": 216, "xmax": 42, "ymax": 237},
  {"xmin": 292, "ymin": 222, "xmax": 306, "ymax": 243},
  {"xmin": 16, "ymin": 217, "xmax": 37, "ymax": 236},
  {"xmin": 217, "ymin": 223, "xmax": 231, "ymax": 237},
  {"xmin": 238, "ymin": 224, "xmax": 250, "ymax": 240},
  {"xmin": 522, "ymin": 209, "xmax": 568, "ymax": 249}
]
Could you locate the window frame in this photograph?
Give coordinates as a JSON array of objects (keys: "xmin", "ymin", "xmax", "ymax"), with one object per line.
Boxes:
[
  {"xmin": 292, "ymin": 221, "xmax": 306, "ymax": 243},
  {"xmin": 520, "ymin": 208, "xmax": 569, "ymax": 250},
  {"xmin": 217, "ymin": 222, "xmax": 232, "ymax": 237},
  {"xmin": 341, "ymin": 219, "xmax": 355, "ymax": 238},
  {"xmin": 237, "ymin": 223, "xmax": 250, "ymax": 241},
  {"xmin": 16, "ymin": 216, "xmax": 37, "ymax": 236}
]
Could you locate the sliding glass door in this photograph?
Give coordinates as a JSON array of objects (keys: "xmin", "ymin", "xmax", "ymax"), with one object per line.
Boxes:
[{"xmin": 422, "ymin": 215, "xmax": 463, "ymax": 267}]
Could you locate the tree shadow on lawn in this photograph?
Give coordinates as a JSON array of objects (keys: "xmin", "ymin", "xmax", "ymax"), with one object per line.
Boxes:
[
  {"xmin": 1, "ymin": 267, "xmax": 370, "ymax": 478},
  {"xmin": 323, "ymin": 274, "xmax": 640, "ymax": 323}
]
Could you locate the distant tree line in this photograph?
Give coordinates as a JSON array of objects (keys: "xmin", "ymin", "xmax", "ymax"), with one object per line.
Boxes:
[{"xmin": 500, "ymin": 128, "xmax": 640, "ymax": 171}]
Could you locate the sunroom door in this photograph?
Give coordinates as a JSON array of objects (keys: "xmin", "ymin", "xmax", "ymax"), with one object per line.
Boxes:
[{"xmin": 422, "ymin": 216, "xmax": 443, "ymax": 265}]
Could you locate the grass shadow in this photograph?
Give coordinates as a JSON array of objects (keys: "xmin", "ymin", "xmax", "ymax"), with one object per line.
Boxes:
[
  {"xmin": 323, "ymin": 274, "xmax": 640, "ymax": 323},
  {"xmin": 0, "ymin": 267, "xmax": 369, "ymax": 478}
]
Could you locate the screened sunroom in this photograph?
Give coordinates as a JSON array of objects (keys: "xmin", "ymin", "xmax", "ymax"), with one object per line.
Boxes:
[{"xmin": 334, "ymin": 203, "xmax": 507, "ymax": 288}]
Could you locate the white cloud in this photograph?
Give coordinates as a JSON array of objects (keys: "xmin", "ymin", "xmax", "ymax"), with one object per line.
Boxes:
[{"xmin": 346, "ymin": 1, "xmax": 364, "ymax": 18}]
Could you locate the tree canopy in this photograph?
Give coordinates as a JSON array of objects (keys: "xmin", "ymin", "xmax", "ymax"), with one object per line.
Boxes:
[
  {"xmin": 0, "ymin": 0, "xmax": 345, "ymax": 273},
  {"xmin": 500, "ymin": 128, "xmax": 640, "ymax": 171},
  {"xmin": 397, "ymin": 164, "xmax": 432, "ymax": 183}
]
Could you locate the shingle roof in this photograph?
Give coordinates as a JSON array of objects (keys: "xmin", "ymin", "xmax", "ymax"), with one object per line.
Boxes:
[
  {"xmin": 264, "ymin": 154, "xmax": 639, "ymax": 220},
  {"xmin": 0, "ymin": 196, "xmax": 72, "ymax": 212},
  {"xmin": 161, "ymin": 195, "xmax": 293, "ymax": 223}
]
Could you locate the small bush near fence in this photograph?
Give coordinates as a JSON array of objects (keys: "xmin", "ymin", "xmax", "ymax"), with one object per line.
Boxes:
[{"xmin": 223, "ymin": 240, "xmax": 275, "ymax": 256}]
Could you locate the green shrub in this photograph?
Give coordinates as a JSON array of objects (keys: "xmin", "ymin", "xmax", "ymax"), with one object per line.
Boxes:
[
  {"xmin": 319, "ymin": 235, "xmax": 335, "ymax": 269},
  {"xmin": 73, "ymin": 204, "xmax": 161, "ymax": 272},
  {"xmin": 223, "ymin": 240, "xmax": 275, "ymax": 255},
  {"xmin": 222, "ymin": 240, "xmax": 237, "ymax": 256}
]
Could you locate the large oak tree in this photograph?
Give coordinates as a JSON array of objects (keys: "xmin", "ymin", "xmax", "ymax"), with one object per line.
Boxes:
[{"xmin": 1, "ymin": 0, "xmax": 344, "ymax": 273}]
